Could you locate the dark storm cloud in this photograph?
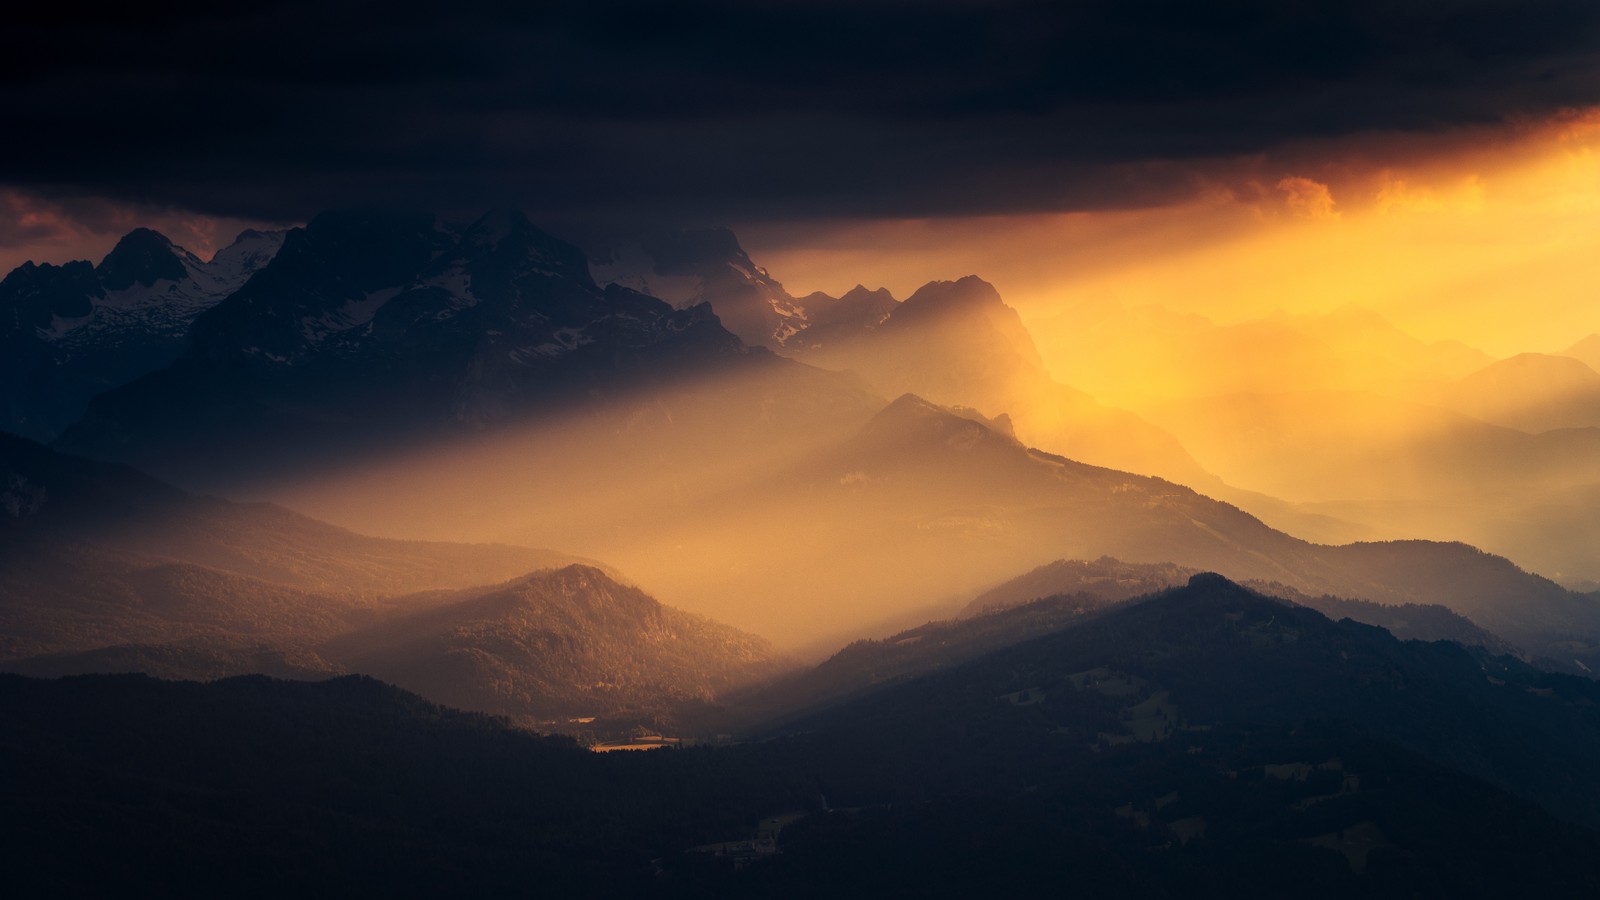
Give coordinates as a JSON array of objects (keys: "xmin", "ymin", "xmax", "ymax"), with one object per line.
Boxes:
[{"xmin": 6, "ymin": 0, "xmax": 1600, "ymax": 223}]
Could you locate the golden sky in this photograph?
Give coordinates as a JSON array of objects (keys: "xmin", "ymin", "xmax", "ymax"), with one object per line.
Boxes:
[{"xmin": 744, "ymin": 108, "xmax": 1600, "ymax": 360}]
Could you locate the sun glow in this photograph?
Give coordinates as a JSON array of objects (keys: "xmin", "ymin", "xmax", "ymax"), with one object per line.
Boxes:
[{"xmin": 746, "ymin": 107, "xmax": 1600, "ymax": 370}]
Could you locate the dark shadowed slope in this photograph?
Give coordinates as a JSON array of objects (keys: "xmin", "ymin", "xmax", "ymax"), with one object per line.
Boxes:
[
  {"xmin": 732, "ymin": 556, "xmax": 1515, "ymax": 730},
  {"xmin": 0, "ymin": 674, "xmax": 672, "ymax": 898},
  {"xmin": 784, "ymin": 574, "xmax": 1600, "ymax": 833},
  {"xmin": 0, "ymin": 431, "xmax": 596, "ymax": 660},
  {"xmin": 0, "ymin": 431, "xmax": 586, "ymax": 594},
  {"xmin": 965, "ymin": 556, "xmax": 1514, "ymax": 652}
]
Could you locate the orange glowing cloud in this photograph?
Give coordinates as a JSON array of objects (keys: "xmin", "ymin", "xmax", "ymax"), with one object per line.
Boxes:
[{"xmin": 1276, "ymin": 176, "xmax": 1340, "ymax": 220}]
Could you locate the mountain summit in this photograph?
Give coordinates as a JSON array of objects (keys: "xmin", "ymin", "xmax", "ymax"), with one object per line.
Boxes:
[
  {"xmin": 326, "ymin": 564, "xmax": 781, "ymax": 721},
  {"xmin": 588, "ymin": 225, "xmax": 806, "ymax": 349},
  {"xmin": 95, "ymin": 228, "xmax": 192, "ymax": 291},
  {"xmin": 0, "ymin": 227, "xmax": 285, "ymax": 441}
]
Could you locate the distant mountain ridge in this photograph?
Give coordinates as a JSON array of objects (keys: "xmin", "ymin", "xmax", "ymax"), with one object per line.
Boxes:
[
  {"xmin": 1562, "ymin": 333, "xmax": 1600, "ymax": 373},
  {"xmin": 1433, "ymin": 352, "xmax": 1600, "ymax": 432},
  {"xmin": 588, "ymin": 227, "xmax": 1214, "ymax": 486},
  {"xmin": 0, "ymin": 227, "xmax": 284, "ymax": 440},
  {"xmin": 1140, "ymin": 387, "xmax": 1600, "ymax": 583},
  {"xmin": 0, "ymin": 431, "xmax": 595, "ymax": 660},
  {"xmin": 755, "ymin": 395, "xmax": 1600, "ymax": 663},
  {"xmin": 790, "ymin": 276, "xmax": 1221, "ymax": 486}
]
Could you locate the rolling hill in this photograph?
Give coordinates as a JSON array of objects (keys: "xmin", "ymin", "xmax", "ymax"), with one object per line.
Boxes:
[
  {"xmin": 7, "ymin": 576, "xmax": 1600, "ymax": 896},
  {"xmin": 324, "ymin": 565, "xmax": 781, "ymax": 723},
  {"xmin": 1, "ymin": 434, "xmax": 788, "ymax": 724}
]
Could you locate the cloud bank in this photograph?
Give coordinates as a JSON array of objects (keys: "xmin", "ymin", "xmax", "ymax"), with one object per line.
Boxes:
[{"xmin": 6, "ymin": 0, "xmax": 1600, "ymax": 225}]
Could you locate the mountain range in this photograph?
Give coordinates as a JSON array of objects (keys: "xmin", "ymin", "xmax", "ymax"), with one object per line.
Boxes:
[
  {"xmin": 5, "ymin": 199, "xmax": 1600, "ymax": 894},
  {"xmin": 590, "ymin": 228, "xmax": 1215, "ymax": 488},
  {"xmin": 7, "ymin": 211, "xmax": 1600, "ymax": 660},
  {"xmin": 55, "ymin": 211, "xmax": 880, "ymax": 492},
  {"xmin": 1012, "ymin": 297, "xmax": 1600, "ymax": 586},
  {"xmin": 0, "ymin": 227, "xmax": 283, "ymax": 441}
]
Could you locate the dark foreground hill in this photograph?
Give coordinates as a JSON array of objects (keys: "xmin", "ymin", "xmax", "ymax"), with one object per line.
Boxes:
[
  {"xmin": 965, "ymin": 556, "xmax": 1514, "ymax": 650},
  {"xmin": 5, "ymin": 576, "xmax": 1600, "ymax": 898},
  {"xmin": 780, "ymin": 574, "xmax": 1600, "ymax": 832},
  {"xmin": 729, "ymin": 556, "xmax": 1512, "ymax": 728}
]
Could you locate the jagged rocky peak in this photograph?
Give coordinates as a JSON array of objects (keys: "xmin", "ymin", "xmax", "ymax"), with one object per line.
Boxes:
[
  {"xmin": 0, "ymin": 259, "xmax": 102, "ymax": 325},
  {"xmin": 95, "ymin": 228, "xmax": 189, "ymax": 291},
  {"xmin": 116, "ymin": 206, "xmax": 754, "ymax": 399},
  {"xmin": 897, "ymin": 275, "xmax": 1005, "ymax": 318},
  {"xmin": 839, "ymin": 284, "xmax": 896, "ymax": 305},
  {"xmin": 876, "ymin": 274, "xmax": 1046, "ymax": 372},
  {"xmin": 819, "ymin": 284, "xmax": 898, "ymax": 325},
  {"xmin": 877, "ymin": 392, "xmax": 953, "ymax": 419},
  {"xmin": 453, "ymin": 209, "xmax": 594, "ymax": 284},
  {"xmin": 586, "ymin": 224, "xmax": 801, "ymax": 348}
]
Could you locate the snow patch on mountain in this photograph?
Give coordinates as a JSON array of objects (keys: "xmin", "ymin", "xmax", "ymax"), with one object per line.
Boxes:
[
  {"xmin": 302, "ymin": 287, "xmax": 401, "ymax": 343},
  {"xmin": 586, "ymin": 228, "xmax": 810, "ymax": 349}
]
